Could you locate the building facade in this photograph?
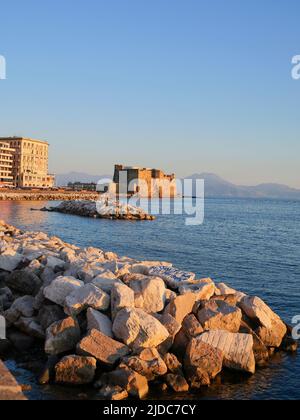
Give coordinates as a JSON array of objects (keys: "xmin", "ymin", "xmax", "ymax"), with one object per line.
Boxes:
[
  {"xmin": 0, "ymin": 137, "xmax": 55, "ymax": 188},
  {"xmin": 113, "ymin": 164, "xmax": 177, "ymax": 198},
  {"xmin": 0, "ymin": 141, "xmax": 15, "ymax": 186}
]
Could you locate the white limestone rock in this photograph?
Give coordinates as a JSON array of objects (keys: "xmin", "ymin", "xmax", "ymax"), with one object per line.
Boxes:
[
  {"xmin": 64, "ymin": 283, "xmax": 110, "ymax": 316},
  {"xmin": 0, "ymin": 251, "xmax": 23, "ymax": 272},
  {"xmin": 111, "ymin": 283, "xmax": 135, "ymax": 319},
  {"xmin": 113, "ymin": 308, "xmax": 170, "ymax": 349},
  {"xmin": 43, "ymin": 276, "xmax": 84, "ymax": 306},
  {"xmin": 87, "ymin": 308, "xmax": 113, "ymax": 338},
  {"xmin": 239, "ymin": 296, "xmax": 287, "ymax": 348},
  {"xmin": 128, "ymin": 276, "xmax": 166, "ymax": 313},
  {"xmin": 179, "ymin": 278, "xmax": 215, "ymax": 301}
]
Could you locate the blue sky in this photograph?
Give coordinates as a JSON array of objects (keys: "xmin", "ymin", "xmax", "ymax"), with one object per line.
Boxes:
[{"xmin": 0, "ymin": 0, "xmax": 299, "ymax": 187}]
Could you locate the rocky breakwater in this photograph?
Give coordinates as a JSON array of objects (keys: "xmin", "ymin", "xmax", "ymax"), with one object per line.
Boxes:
[
  {"xmin": 44, "ymin": 200, "xmax": 155, "ymax": 221},
  {"xmin": 0, "ymin": 190, "xmax": 99, "ymax": 202},
  {"xmin": 0, "ymin": 220, "xmax": 297, "ymax": 400}
]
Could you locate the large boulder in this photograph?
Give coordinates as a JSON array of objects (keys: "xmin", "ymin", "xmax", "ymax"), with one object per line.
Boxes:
[
  {"xmin": 172, "ymin": 314, "xmax": 204, "ymax": 358},
  {"xmin": 6, "ymin": 270, "xmax": 42, "ymax": 296},
  {"xmin": 64, "ymin": 284, "xmax": 110, "ymax": 316},
  {"xmin": 123, "ymin": 348, "xmax": 167, "ymax": 381},
  {"xmin": 86, "ymin": 308, "xmax": 113, "ymax": 338},
  {"xmin": 99, "ymin": 366, "xmax": 149, "ymax": 399},
  {"xmin": 215, "ymin": 283, "xmax": 237, "ymax": 296},
  {"xmin": 45, "ymin": 317, "xmax": 81, "ymax": 355},
  {"xmin": 113, "ymin": 308, "xmax": 169, "ymax": 349},
  {"xmin": 43, "ymin": 276, "xmax": 84, "ymax": 306},
  {"xmin": 14, "ymin": 317, "xmax": 45, "ymax": 339},
  {"xmin": 197, "ymin": 300, "xmax": 242, "ymax": 333},
  {"xmin": 46, "ymin": 256, "xmax": 66, "ymax": 272},
  {"xmin": 92, "ymin": 276, "xmax": 122, "ymax": 294},
  {"xmin": 4, "ymin": 296, "xmax": 35, "ymax": 325},
  {"xmin": 0, "ymin": 251, "xmax": 23, "ymax": 272},
  {"xmin": 239, "ymin": 320, "xmax": 269, "ymax": 366},
  {"xmin": 148, "ymin": 266, "xmax": 195, "ymax": 289},
  {"xmin": 164, "ymin": 353, "xmax": 183, "ymax": 375},
  {"xmin": 77, "ymin": 329, "xmax": 130, "ymax": 365},
  {"xmin": 199, "ymin": 330, "xmax": 256, "ymax": 374},
  {"xmin": 111, "ymin": 283, "xmax": 135, "ymax": 319},
  {"xmin": 239, "ymin": 296, "xmax": 287, "ymax": 348},
  {"xmin": 128, "ymin": 276, "xmax": 166, "ymax": 313},
  {"xmin": 164, "ymin": 293, "xmax": 197, "ymax": 325},
  {"xmin": 179, "ymin": 278, "xmax": 215, "ymax": 301},
  {"xmin": 154, "ymin": 313, "xmax": 181, "ymax": 354},
  {"xmin": 55, "ymin": 355, "xmax": 96, "ymax": 385},
  {"xmin": 165, "ymin": 373, "xmax": 189, "ymax": 393},
  {"xmin": 184, "ymin": 338, "xmax": 223, "ymax": 387},
  {"xmin": 38, "ymin": 305, "xmax": 65, "ymax": 330}
]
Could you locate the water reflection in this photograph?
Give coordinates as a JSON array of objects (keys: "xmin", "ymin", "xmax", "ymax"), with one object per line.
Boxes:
[{"xmin": 0, "ymin": 201, "xmax": 48, "ymax": 227}]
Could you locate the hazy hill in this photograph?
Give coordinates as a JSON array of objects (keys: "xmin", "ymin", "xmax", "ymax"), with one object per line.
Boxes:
[{"xmin": 185, "ymin": 173, "xmax": 300, "ymax": 199}]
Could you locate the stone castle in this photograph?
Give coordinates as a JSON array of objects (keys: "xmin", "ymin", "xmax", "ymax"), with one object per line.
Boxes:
[{"xmin": 113, "ymin": 165, "xmax": 177, "ymax": 198}]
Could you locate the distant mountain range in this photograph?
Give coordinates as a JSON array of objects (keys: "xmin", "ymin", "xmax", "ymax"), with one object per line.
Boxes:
[
  {"xmin": 56, "ymin": 171, "xmax": 300, "ymax": 200},
  {"xmin": 185, "ymin": 173, "xmax": 300, "ymax": 199}
]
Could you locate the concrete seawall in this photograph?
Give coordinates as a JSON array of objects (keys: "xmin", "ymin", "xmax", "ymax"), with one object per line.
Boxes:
[{"xmin": 0, "ymin": 361, "xmax": 27, "ymax": 400}]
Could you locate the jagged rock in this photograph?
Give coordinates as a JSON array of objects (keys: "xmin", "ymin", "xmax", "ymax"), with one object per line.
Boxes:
[
  {"xmin": 165, "ymin": 374, "xmax": 189, "ymax": 392},
  {"xmin": 215, "ymin": 282, "xmax": 237, "ymax": 296},
  {"xmin": 179, "ymin": 278, "xmax": 215, "ymax": 301},
  {"xmin": 239, "ymin": 296, "xmax": 287, "ymax": 348},
  {"xmin": 55, "ymin": 355, "xmax": 97, "ymax": 385},
  {"xmin": 99, "ymin": 366, "xmax": 149, "ymax": 399},
  {"xmin": 45, "ymin": 317, "xmax": 81, "ymax": 355},
  {"xmin": 111, "ymin": 283, "xmax": 135, "ymax": 319},
  {"xmin": 5, "ymin": 296, "xmax": 35, "ymax": 324},
  {"xmin": 46, "ymin": 256, "xmax": 65, "ymax": 272},
  {"xmin": 184, "ymin": 339, "xmax": 223, "ymax": 387},
  {"xmin": 154, "ymin": 313, "xmax": 181, "ymax": 354},
  {"xmin": 0, "ymin": 251, "xmax": 23, "ymax": 272},
  {"xmin": 92, "ymin": 276, "xmax": 122, "ymax": 294},
  {"xmin": 6, "ymin": 270, "xmax": 42, "ymax": 296},
  {"xmin": 77, "ymin": 329, "xmax": 130, "ymax": 365},
  {"xmin": 148, "ymin": 266, "xmax": 195, "ymax": 289},
  {"xmin": 86, "ymin": 308, "xmax": 113, "ymax": 338},
  {"xmin": 38, "ymin": 305, "xmax": 65, "ymax": 330},
  {"xmin": 164, "ymin": 353, "xmax": 183, "ymax": 375},
  {"xmin": 113, "ymin": 308, "xmax": 169, "ymax": 349},
  {"xmin": 164, "ymin": 293, "xmax": 197, "ymax": 325},
  {"xmin": 239, "ymin": 320, "xmax": 269, "ymax": 366},
  {"xmin": 199, "ymin": 330, "xmax": 256, "ymax": 374},
  {"xmin": 210, "ymin": 294, "xmax": 241, "ymax": 307},
  {"xmin": 128, "ymin": 276, "xmax": 166, "ymax": 313},
  {"xmin": 40, "ymin": 267, "xmax": 57, "ymax": 286},
  {"xmin": 197, "ymin": 300, "xmax": 242, "ymax": 333},
  {"xmin": 172, "ymin": 314, "xmax": 204, "ymax": 359},
  {"xmin": 123, "ymin": 348, "xmax": 167, "ymax": 380},
  {"xmin": 98, "ymin": 385, "xmax": 128, "ymax": 401},
  {"xmin": 64, "ymin": 284, "xmax": 110, "ymax": 316},
  {"xmin": 14, "ymin": 317, "xmax": 45, "ymax": 339},
  {"xmin": 43, "ymin": 276, "xmax": 84, "ymax": 306}
]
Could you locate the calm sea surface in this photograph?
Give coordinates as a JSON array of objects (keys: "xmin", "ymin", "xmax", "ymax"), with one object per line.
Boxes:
[{"xmin": 1, "ymin": 198, "xmax": 299, "ymax": 400}]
